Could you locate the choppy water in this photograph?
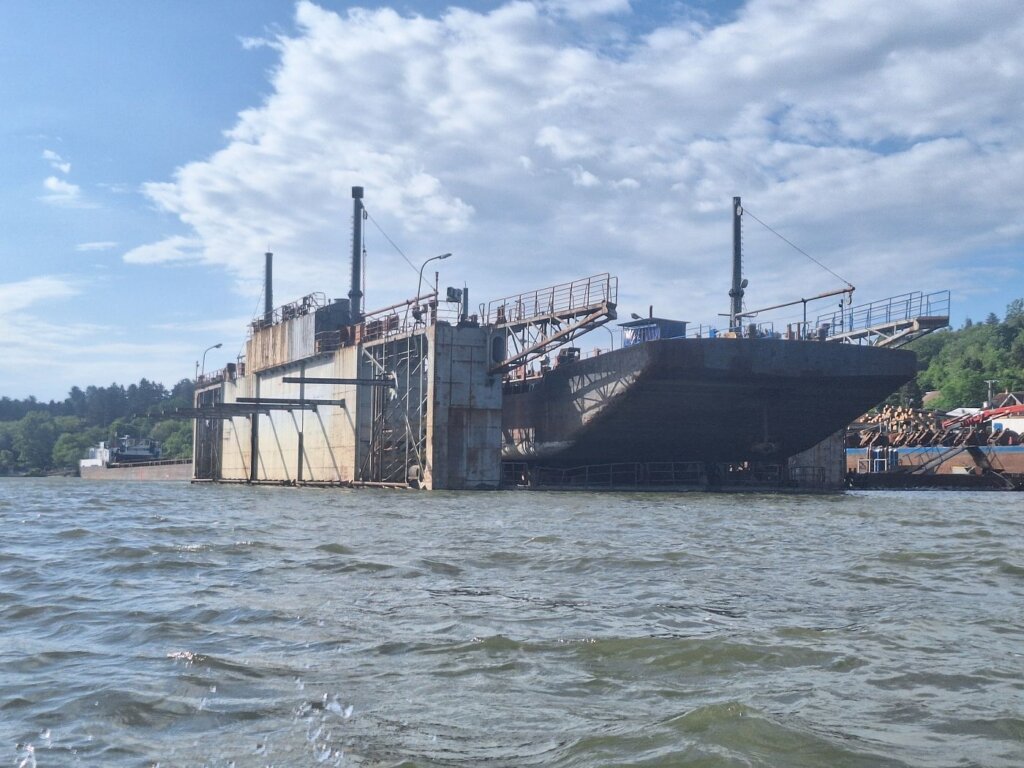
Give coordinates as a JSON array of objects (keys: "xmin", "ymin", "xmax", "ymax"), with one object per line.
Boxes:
[{"xmin": 2, "ymin": 480, "xmax": 1022, "ymax": 767}]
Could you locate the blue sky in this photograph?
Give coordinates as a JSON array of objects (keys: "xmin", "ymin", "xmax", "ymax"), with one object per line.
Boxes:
[{"xmin": 2, "ymin": 0, "xmax": 1022, "ymax": 401}]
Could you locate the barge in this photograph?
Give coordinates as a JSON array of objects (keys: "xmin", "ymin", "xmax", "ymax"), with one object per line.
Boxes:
[{"xmin": 79, "ymin": 437, "xmax": 192, "ymax": 481}]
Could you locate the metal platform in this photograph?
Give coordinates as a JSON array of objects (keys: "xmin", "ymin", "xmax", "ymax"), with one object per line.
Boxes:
[
  {"xmin": 483, "ymin": 273, "xmax": 617, "ymax": 375},
  {"xmin": 816, "ymin": 290, "xmax": 950, "ymax": 347}
]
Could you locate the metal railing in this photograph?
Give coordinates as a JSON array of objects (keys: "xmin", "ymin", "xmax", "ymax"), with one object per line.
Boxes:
[
  {"xmin": 484, "ymin": 273, "xmax": 617, "ymax": 326},
  {"xmin": 815, "ymin": 290, "xmax": 950, "ymax": 338},
  {"xmin": 248, "ymin": 292, "xmax": 328, "ymax": 334}
]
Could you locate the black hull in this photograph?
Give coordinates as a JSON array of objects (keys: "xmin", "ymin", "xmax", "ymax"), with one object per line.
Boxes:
[{"xmin": 502, "ymin": 338, "xmax": 916, "ymax": 466}]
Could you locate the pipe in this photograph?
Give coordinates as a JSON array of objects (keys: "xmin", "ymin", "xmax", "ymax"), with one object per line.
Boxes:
[
  {"xmin": 349, "ymin": 186, "xmax": 364, "ymax": 321},
  {"xmin": 264, "ymin": 252, "xmax": 273, "ymax": 324}
]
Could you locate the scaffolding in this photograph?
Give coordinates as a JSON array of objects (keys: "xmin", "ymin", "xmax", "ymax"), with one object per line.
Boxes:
[{"xmin": 358, "ymin": 330, "xmax": 430, "ymax": 485}]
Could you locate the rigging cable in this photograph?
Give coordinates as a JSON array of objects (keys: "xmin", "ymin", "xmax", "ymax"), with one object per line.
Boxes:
[
  {"xmin": 743, "ymin": 207, "xmax": 854, "ymax": 289},
  {"xmin": 363, "ymin": 206, "xmax": 419, "ymax": 275}
]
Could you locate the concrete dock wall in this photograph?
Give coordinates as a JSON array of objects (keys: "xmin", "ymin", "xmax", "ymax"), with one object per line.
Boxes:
[
  {"xmin": 199, "ymin": 322, "xmax": 504, "ymax": 489},
  {"xmin": 217, "ymin": 347, "xmax": 362, "ymax": 484},
  {"xmin": 425, "ymin": 325, "xmax": 503, "ymax": 490},
  {"xmin": 788, "ymin": 429, "xmax": 846, "ymax": 490}
]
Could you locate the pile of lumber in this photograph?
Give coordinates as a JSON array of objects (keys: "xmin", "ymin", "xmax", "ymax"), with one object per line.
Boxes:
[{"xmin": 850, "ymin": 406, "xmax": 942, "ymax": 447}]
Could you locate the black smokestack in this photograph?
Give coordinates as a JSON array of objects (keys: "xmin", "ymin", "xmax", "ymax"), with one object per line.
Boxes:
[{"xmin": 349, "ymin": 186, "xmax": 364, "ymax": 321}]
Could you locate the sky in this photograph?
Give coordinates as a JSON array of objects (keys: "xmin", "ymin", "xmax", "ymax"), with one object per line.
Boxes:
[{"xmin": 2, "ymin": 0, "xmax": 1022, "ymax": 402}]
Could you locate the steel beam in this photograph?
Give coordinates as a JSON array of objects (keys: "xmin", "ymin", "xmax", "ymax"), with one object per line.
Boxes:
[{"xmin": 281, "ymin": 376, "xmax": 394, "ymax": 387}]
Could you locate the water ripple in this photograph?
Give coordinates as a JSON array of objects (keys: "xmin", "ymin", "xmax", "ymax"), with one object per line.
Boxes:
[{"xmin": 2, "ymin": 481, "xmax": 1022, "ymax": 767}]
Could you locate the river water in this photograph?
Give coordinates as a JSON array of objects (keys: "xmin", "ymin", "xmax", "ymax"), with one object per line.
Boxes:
[{"xmin": 2, "ymin": 479, "xmax": 1022, "ymax": 767}]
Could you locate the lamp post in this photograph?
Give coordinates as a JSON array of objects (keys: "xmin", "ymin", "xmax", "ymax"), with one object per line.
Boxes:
[
  {"xmin": 199, "ymin": 342, "xmax": 223, "ymax": 380},
  {"xmin": 416, "ymin": 253, "xmax": 452, "ymax": 302},
  {"xmin": 985, "ymin": 379, "xmax": 999, "ymax": 405}
]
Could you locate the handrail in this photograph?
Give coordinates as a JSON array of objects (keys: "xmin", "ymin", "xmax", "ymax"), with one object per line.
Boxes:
[
  {"xmin": 815, "ymin": 289, "xmax": 950, "ymax": 337},
  {"xmin": 484, "ymin": 273, "xmax": 617, "ymax": 326},
  {"xmin": 249, "ymin": 292, "xmax": 328, "ymax": 332}
]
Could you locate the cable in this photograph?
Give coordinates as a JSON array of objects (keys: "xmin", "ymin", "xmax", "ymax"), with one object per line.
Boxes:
[
  {"xmin": 743, "ymin": 207, "xmax": 853, "ymax": 288},
  {"xmin": 250, "ymin": 282, "xmax": 265, "ymax": 321},
  {"xmin": 363, "ymin": 206, "xmax": 419, "ymax": 274}
]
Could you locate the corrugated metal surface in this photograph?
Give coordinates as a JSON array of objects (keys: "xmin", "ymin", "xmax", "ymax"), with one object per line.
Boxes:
[{"xmin": 247, "ymin": 314, "xmax": 317, "ymax": 373}]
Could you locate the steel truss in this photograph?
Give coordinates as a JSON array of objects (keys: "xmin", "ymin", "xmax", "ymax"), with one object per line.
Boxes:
[
  {"xmin": 484, "ymin": 273, "xmax": 618, "ymax": 375},
  {"xmin": 358, "ymin": 331, "xmax": 429, "ymax": 485}
]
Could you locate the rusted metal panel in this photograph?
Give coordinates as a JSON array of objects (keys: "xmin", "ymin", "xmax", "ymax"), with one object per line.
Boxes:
[
  {"xmin": 246, "ymin": 314, "xmax": 317, "ymax": 373},
  {"xmin": 425, "ymin": 324, "xmax": 503, "ymax": 490}
]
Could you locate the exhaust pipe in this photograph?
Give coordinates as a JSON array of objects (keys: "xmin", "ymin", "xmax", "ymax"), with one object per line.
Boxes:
[
  {"xmin": 264, "ymin": 251, "xmax": 273, "ymax": 324},
  {"xmin": 349, "ymin": 186, "xmax": 364, "ymax": 321}
]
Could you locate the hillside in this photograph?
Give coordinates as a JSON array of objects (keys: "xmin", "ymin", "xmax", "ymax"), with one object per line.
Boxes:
[{"xmin": 896, "ymin": 298, "xmax": 1024, "ymax": 410}]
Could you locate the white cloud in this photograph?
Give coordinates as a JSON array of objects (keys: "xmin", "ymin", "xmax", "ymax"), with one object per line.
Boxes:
[
  {"xmin": 570, "ymin": 165, "xmax": 600, "ymax": 187},
  {"xmin": 76, "ymin": 241, "xmax": 119, "ymax": 252},
  {"xmin": 0, "ymin": 276, "xmax": 212, "ymax": 399},
  {"xmin": 42, "ymin": 148, "xmax": 71, "ymax": 174},
  {"xmin": 0, "ymin": 276, "xmax": 78, "ymax": 316},
  {"xmin": 40, "ymin": 175, "xmax": 84, "ymax": 206},
  {"xmin": 122, "ymin": 235, "xmax": 203, "ymax": 265},
  {"xmin": 131, "ymin": 0, "xmax": 1024, "ymax": 324}
]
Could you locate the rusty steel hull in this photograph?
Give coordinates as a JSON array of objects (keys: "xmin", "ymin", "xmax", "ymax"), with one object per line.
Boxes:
[
  {"xmin": 80, "ymin": 461, "xmax": 193, "ymax": 481},
  {"xmin": 502, "ymin": 338, "xmax": 916, "ymax": 466}
]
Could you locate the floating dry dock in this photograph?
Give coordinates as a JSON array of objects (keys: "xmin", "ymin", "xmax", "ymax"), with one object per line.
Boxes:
[{"xmin": 187, "ymin": 190, "xmax": 931, "ymax": 491}]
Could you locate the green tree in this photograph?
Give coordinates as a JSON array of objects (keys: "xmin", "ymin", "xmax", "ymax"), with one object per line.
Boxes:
[
  {"xmin": 13, "ymin": 411, "xmax": 58, "ymax": 471},
  {"xmin": 52, "ymin": 426, "xmax": 105, "ymax": 471},
  {"xmin": 0, "ymin": 423, "xmax": 16, "ymax": 474}
]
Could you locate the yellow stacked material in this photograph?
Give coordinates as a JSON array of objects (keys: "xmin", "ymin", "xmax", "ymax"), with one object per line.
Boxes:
[{"xmin": 852, "ymin": 406, "xmax": 943, "ymax": 447}]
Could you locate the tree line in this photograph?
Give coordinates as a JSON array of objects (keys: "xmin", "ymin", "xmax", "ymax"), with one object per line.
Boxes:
[
  {"xmin": 897, "ymin": 298, "xmax": 1024, "ymax": 410},
  {"xmin": 0, "ymin": 379, "xmax": 195, "ymax": 476}
]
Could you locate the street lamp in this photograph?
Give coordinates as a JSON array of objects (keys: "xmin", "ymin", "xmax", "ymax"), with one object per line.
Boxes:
[
  {"xmin": 198, "ymin": 342, "xmax": 223, "ymax": 380},
  {"xmin": 985, "ymin": 379, "xmax": 999, "ymax": 404},
  {"xmin": 417, "ymin": 253, "xmax": 452, "ymax": 302}
]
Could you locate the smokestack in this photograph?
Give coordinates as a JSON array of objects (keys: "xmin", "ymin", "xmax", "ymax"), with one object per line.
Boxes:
[
  {"xmin": 349, "ymin": 186, "xmax": 364, "ymax": 321},
  {"xmin": 729, "ymin": 196, "xmax": 743, "ymax": 331},
  {"xmin": 264, "ymin": 252, "xmax": 273, "ymax": 324}
]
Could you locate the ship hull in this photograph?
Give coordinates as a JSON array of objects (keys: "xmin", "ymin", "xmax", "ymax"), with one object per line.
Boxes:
[
  {"xmin": 502, "ymin": 338, "xmax": 916, "ymax": 466},
  {"xmin": 80, "ymin": 460, "xmax": 193, "ymax": 481}
]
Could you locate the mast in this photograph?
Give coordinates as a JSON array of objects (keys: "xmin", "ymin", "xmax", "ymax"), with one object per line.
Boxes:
[
  {"xmin": 729, "ymin": 196, "xmax": 744, "ymax": 332},
  {"xmin": 349, "ymin": 186, "xmax": 364, "ymax": 321}
]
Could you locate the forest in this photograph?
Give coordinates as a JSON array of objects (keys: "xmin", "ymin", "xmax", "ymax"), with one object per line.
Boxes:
[
  {"xmin": 0, "ymin": 379, "xmax": 194, "ymax": 476},
  {"xmin": 899, "ymin": 298, "xmax": 1024, "ymax": 410},
  {"xmin": 0, "ymin": 298, "xmax": 1021, "ymax": 475}
]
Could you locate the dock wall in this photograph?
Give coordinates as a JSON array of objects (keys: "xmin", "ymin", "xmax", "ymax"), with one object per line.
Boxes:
[
  {"xmin": 215, "ymin": 347, "xmax": 361, "ymax": 484},
  {"xmin": 789, "ymin": 429, "xmax": 846, "ymax": 490},
  {"xmin": 425, "ymin": 324, "xmax": 503, "ymax": 490},
  {"xmin": 197, "ymin": 322, "xmax": 503, "ymax": 490}
]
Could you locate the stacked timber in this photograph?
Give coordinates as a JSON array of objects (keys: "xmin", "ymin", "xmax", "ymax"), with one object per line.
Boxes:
[
  {"xmin": 849, "ymin": 405, "xmax": 1019, "ymax": 448},
  {"xmin": 849, "ymin": 406, "xmax": 942, "ymax": 448}
]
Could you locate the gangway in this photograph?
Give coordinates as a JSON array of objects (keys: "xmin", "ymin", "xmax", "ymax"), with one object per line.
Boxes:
[
  {"xmin": 484, "ymin": 273, "xmax": 617, "ymax": 375},
  {"xmin": 817, "ymin": 290, "xmax": 949, "ymax": 347},
  {"xmin": 907, "ymin": 444, "xmax": 967, "ymax": 475}
]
